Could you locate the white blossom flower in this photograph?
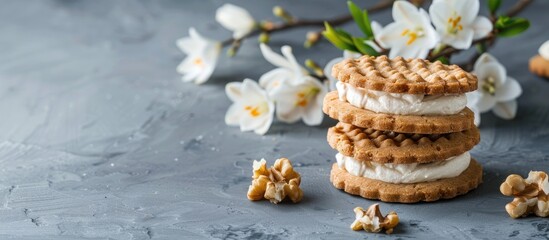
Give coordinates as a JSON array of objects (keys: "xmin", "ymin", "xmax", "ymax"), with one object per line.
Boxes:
[
  {"xmin": 429, "ymin": 0, "xmax": 492, "ymax": 50},
  {"xmin": 176, "ymin": 28, "xmax": 221, "ymax": 84},
  {"xmin": 225, "ymin": 79, "xmax": 275, "ymax": 135},
  {"xmin": 375, "ymin": 1, "xmax": 439, "ymax": 59},
  {"xmin": 466, "ymin": 53, "xmax": 522, "ymax": 125},
  {"xmin": 324, "ymin": 50, "xmax": 361, "ymax": 91},
  {"xmin": 215, "ymin": 4, "xmax": 256, "ymax": 39},
  {"xmin": 258, "ymin": 44, "xmax": 327, "ymax": 126},
  {"xmin": 258, "ymin": 43, "xmax": 308, "ymax": 93},
  {"xmin": 270, "ymin": 76, "xmax": 327, "ymax": 126}
]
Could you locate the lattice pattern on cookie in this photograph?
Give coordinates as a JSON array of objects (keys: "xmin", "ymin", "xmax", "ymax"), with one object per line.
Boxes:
[
  {"xmin": 328, "ymin": 122, "xmax": 479, "ymax": 164},
  {"xmin": 330, "ymin": 160, "xmax": 483, "ymax": 203},
  {"xmin": 332, "ymin": 55, "xmax": 477, "ymax": 94}
]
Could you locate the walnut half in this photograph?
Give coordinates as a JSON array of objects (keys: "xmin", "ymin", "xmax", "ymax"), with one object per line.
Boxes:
[
  {"xmin": 500, "ymin": 171, "xmax": 549, "ymax": 218},
  {"xmin": 350, "ymin": 204, "xmax": 399, "ymax": 234},
  {"xmin": 246, "ymin": 158, "xmax": 303, "ymax": 204}
]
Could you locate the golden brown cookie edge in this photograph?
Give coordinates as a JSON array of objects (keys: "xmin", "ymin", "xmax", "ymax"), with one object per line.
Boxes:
[
  {"xmin": 330, "ymin": 159, "xmax": 483, "ymax": 203},
  {"xmin": 327, "ymin": 122, "xmax": 480, "ymax": 164},
  {"xmin": 322, "ymin": 91, "xmax": 475, "ymax": 134}
]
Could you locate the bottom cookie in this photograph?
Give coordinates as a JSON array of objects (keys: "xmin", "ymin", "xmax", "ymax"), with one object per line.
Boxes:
[{"xmin": 330, "ymin": 159, "xmax": 482, "ymax": 203}]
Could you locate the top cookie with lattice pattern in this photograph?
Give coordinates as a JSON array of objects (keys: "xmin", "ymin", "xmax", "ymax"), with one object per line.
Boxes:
[{"xmin": 332, "ymin": 55, "xmax": 477, "ymax": 94}]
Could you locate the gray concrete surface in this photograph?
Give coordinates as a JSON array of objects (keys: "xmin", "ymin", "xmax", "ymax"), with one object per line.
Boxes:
[{"xmin": 0, "ymin": 0, "xmax": 548, "ymax": 239}]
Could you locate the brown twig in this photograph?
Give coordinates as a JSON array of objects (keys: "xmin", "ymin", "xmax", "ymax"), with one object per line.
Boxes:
[{"xmin": 221, "ymin": 0, "xmax": 395, "ymax": 48}]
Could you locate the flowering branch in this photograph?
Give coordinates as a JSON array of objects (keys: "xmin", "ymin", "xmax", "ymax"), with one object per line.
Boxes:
[
  {"xmin": 323, "ymin": 0, "xmax": 532, "ymax": 70},
  {"xmin": 221, "ymin": 0, "xmax": 396, "ymax": 55}
]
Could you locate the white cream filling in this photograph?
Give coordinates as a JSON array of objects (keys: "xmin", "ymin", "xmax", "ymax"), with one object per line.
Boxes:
[
  {"xmin": 336, "ymin": 82, "xmax": 467, "ymax": 115},
  {"xmin": 336, "ymin": 152, "xmax": 471, "ymax": 184}
]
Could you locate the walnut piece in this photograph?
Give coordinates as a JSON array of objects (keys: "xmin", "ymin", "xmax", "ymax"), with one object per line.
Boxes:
[
  {"xmin": 350, "ymin": 204, "xmax": 399, "ymax": 234},
  {"xmin": 500, "ymin": 171, "xmax": 549, "ymax": 218},
  {"xmin": 246, "ymin": 158, "xmax": 303, "ymax": 204}
]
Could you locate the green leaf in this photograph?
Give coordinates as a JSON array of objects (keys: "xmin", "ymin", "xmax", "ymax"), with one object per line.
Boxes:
[
  {"xmin": 347, "ymin": 1, "xmax": 372, "ymax": 37},
  {"xmin": 322, "ymin": 22, "xmax": 358, "ymax": 52},
  {"xmin": 488, "ymin": 0, "xmax": 501, "ymax": 13},
  {"xmin": 496, "ymin": 16, "xmax": 530, "ymax": 37},
  {"xmin": 335, "ymin": 28, "xmax": 354, "ymax": 45},
  {"xmin": 352, "ymin": 37, "xmax": 379, "ymax": 56},
  {"xmin": 362, "ymin": 9, "xmax": 373, "ymax": 37},
  {"xmin": 435, "ymin": 56, "xmax": 449, "ymax": 65}
]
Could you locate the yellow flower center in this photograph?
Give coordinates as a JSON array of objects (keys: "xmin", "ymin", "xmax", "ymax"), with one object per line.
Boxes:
[
  {"xmin": 401, "ymin": 28, "xmax": 425, "ymax": 46},
  {"xmin": 482, "ymin": 76, "xmax": 496, "ymax": 96},
  {"xmin": 244, "ymin": 102, "xmax": 268, "ymax": 118},
  {"xmin": 295, "ymin": 87, "xmax": 320, "ymax": 107},
  {"xmin": 447, "ymin": 13, "xmax": 463, "ymax": 35},
  {"xmin": 194, "ymin": 57, "xmax": 204, "ymax": 67}
]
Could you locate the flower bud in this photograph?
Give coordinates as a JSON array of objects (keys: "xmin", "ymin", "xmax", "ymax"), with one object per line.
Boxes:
[
  {"xmin": 304, "ymin": 31, "xmax": 321, "ymax": 48},
  {"xmin": 258, "ymin": 32, "xmax": 270, "ymax": 43},
  {"xmin": 272, "ymin": 6, "xmax": 294, "ymax": 23}
]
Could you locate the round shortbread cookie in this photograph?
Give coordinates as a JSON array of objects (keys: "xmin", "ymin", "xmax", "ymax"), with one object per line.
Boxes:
[
  {"xmin": 330, "ymin": 159, "xmax": 483, "ymax": 203},
  {"xmin": 332, "ymin": 55, "xmax": 478, "ymax": 94},
  {"xmin": 327, "ymin": 122, "xmax": 480, "ymax": 164},
  {"xmin": 323, "ymin": 91, "xmax": 475, "ymax": 134}
]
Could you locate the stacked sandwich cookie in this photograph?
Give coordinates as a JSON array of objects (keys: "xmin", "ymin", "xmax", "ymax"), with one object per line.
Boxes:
[{"xmin": 323, "ymin": 55, "xmax": 482, "ymax": 203}]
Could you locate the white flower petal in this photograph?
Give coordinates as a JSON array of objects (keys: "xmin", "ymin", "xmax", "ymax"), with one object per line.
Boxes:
[
  {"xmin": 259, "ymin": 68, "xmax": 292, "ymax": 93},
  {"xmin": 281, "ymin": 45, "xmax": 303, "ymax": 74},
  {"xmin": 181, "ymin": 70, "xmax": 200, "ymax": 82},
  {"xmin": 429, "ymin": 1, "xmax": 453, "ymax": 30},
  {"xmin": 242, "ymin": 78, "xmax": 268, "ymax": 100},
  {"xmin": 259, "ymin": 44, "xmax": 293, "ymax": 70},
  {"xmin": 324, "ymin": 57, "xmax": 343, "ymax": 91},
  {"xmin": 444, "ymin": 28, "xmax": 474, "ymax": 49},
  {"xmin": 225, "ymin": 81, "xmax": 243, "ymax": 102},
  {"xmin": 392, "ymin": 1, "xmax": 421, "ymax": 24},
  {"xmin": 459, "ymin": 0, "xmax": 479, "ymax": 23},
  {"xmin": 343, "ymin": 50, "xmax": 361, "ymax": 59},
  {"xmin": 225, "ymin": 103, "xmax": 241, "ymax": 126},
  {"xmin": 239, "ymin": 113, "xmax": 266, "ymax": 132},
  {"xmin": 495, "ymin": 77, "xmax": 522, "ymax": 102},
  {"xmin": 253, "ymin": 114, "xmax": 273, "ymax": 135},
  {"xmin": 476, "ymin": 61, "xmax": 506, "ymax": 87},
  {"xmin": 466, "ymin": 91, "xmax": 482, "ymax": 106},
  {"xmin": 472, "ymin": 16, "xmax": 493, "ymax": 39},
  {"xmin": 370, "ymin": 21, "xmax": 383, "ymax": 37},
  {"xmin": 215, "ymin": 4, "xmax": 255, "ymax": 39},
  {"xmin": 476, "ymin": 93, "xmax": 497, "ymax": 112},
  {"xmin": 391, "ymin": 42, "xmax": 422, "ymax": 59},
  {"xmin": 176, "ymin": 56, "xmax": 195, "ymax": 74},
  {"xmin": 492, "ymin": 100, "xmax": 518, "ymax": 120},
  {"xmin": 473, "ymin": 107, "xmax": 481, "ymax": 126},
  {"xmin": 302, "ymin": 89, "xmax": 326, "ymax": 126},
  {"xmin": 176, "ymin": 37, "xmax": 201, "ymax": 54},
  {"xmin": 376, "ymin": 22, "xmax": 408, "ymax": 50},
  {"xmin": 474, "ymin": 53, "xmax": 499, "ymax": 72},
  {"xmin": 271, "ymin": 85, "xmax": 302, "ymax": 123}
]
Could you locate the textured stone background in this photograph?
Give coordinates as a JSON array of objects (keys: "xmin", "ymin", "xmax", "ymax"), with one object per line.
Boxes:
[{"xmin": 0, "ymin": 0, "xmax": 548, "ymax": 239}]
